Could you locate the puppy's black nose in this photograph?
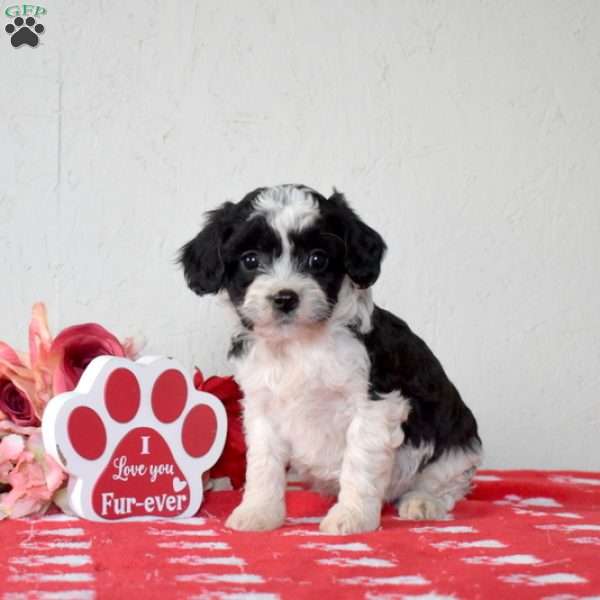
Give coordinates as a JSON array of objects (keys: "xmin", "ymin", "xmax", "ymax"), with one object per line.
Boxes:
[{"xmin": 271, "ymin": 289, "xmax": 299, "ymax": 313}]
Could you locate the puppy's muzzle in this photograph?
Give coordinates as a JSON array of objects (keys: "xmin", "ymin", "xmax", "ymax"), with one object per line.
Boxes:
[{"xmin": 270, "ymin": 289, "xmax": 300, "ymax": 314}]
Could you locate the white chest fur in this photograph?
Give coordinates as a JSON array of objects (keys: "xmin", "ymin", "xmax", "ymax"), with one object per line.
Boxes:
[{"xmin": 234, "ymin": 324, "xmax": 371, "ymax": 492}]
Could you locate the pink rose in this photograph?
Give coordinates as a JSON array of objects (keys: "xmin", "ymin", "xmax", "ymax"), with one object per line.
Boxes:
[
  {"xmin": 0, "ymin": 342, "xmax": 40, "ymax": 427},
  {"xmin": 49, "ymin": 323, "xmax": 131, "ymax": 394}
]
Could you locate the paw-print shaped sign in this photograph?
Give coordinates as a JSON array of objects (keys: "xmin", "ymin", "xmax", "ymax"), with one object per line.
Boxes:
[{"xmin": 42, "ymin": 356, "xmax": 227, "ymax": 521}]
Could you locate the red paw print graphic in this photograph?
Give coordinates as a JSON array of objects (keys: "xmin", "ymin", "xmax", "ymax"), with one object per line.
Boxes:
[{"xmin": 42, "ymin": 356, "xmax": 227, "ymax": 521}]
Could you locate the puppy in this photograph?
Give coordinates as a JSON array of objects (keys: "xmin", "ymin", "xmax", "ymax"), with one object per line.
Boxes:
[{"xmin": 180, "ymin": 184, "xmax": 481, "ymax": 534}]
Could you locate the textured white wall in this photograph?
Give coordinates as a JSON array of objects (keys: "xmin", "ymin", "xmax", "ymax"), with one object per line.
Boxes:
[{"xmin": 1, "ymin": 1, "xmax": 599, "ymax": 470}]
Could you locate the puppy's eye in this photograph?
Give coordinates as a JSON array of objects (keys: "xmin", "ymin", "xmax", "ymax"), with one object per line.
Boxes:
[
  {"xmin": 240, "ymin": 251, "xmax": 260, "ymax": 271},
  {"xmin": 308, "ymin": 250, "xmax": 328, "ymax": 273}
]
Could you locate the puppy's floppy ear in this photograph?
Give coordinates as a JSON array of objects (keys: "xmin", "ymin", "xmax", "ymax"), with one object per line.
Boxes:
[
  {"xmin": 179, "ymin": 202, "xmax": 237, "ymax": 295},
  {"xmin": 327, "ymin": 191, "xmax": 387, "ymax": 288}
]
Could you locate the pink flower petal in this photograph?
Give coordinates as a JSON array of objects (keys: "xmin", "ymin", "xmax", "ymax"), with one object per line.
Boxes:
[
  {"xmin": 25, "ymin": 303, "xmax": 55, "ymax": 407},
  {"xmin": 8, "ymin": 449, "xmax": 49, "ymax": 497},
  {"xmin": 28, "ymin": 302, "xmax": 53, "ymax": 367},
  {"xmin": 0, "ymin": 421, "xmax": 40, "ymax": 436},
  {"xmin": 0, "ymin": 342, "xmax": 20, "ymax": 365},
  {"xmin": 122, "ymin": 334, "xmax": 145, "ymax": 359},
  {"xmin": 43, "ymin": 454, "xmax": 66, "ymax": 492},
  {"xmin": 0, "ymin": 433, "xmax": 25, "ymax": 462},
  {"xmin": 0, "ymin": 489, "xmax": 49, "ymax": 519},
  {"xmin": 25, "ymin": 432, "xmax": 65, "ymax": 491}
]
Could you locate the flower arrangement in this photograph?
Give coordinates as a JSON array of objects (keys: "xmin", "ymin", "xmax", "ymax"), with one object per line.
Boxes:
[
  {"xmin": 0, "ymin": 303, "xmax": 138, "ymax": 519},
  {"xmin": 1, "ymin": 303, "xmax": 247, "ymax": 521}
]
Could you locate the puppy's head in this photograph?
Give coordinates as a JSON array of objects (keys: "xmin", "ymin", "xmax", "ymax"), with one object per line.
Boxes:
[{"xmin": 179, "ymin": 185, "xmax": 386, "ymax": 339}]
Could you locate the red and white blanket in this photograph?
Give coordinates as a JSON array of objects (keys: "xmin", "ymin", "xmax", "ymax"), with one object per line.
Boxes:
[{"xmin": 1, "ymin": 470, "xmax": 599, "ymax": 599}]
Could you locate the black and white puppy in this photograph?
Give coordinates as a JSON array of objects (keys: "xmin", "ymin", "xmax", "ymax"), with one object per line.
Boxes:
[{"xmin": 180, "ymin": 184, "xmax": 481, "ymax": 534}]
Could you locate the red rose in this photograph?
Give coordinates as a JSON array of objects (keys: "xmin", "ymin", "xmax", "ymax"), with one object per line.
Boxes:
[
  {"xmin": 0, "ymin": 380, "xmax": 40, "ymax": 427},
  {"xmin": 0, "ymin": 343, "xmax": 40, "ymax": 427},
  {"xmin": 50, "ymin": 324, "xmax": 128, "ymax": 394}
]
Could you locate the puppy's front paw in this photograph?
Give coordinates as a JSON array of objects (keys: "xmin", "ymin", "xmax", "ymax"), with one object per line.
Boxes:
[
  {"xmin": 225, "ymin": 502, "xmax": 285, "ymax": 532},
  {"xmin": 319, "ymin": 502, "xmax": 380, "ymax": 535},
  {"xmin": 397, "ymin": 492, "xmax": 446, "ymax": 520}
]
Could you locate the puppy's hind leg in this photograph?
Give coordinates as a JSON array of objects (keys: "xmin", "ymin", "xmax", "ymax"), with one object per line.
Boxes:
[{"xmin": 397, "ymin": 446, "xmax": 482, "ymax": 521}]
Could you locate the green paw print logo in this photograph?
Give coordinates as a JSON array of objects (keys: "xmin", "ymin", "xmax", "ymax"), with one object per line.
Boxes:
[{"xmin": 4, "ymin": 4, "xmax": 46, "ymax": 48}]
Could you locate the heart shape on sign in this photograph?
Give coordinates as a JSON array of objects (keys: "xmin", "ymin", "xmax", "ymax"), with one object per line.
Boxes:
[{"xmin": 173, "ymin": 477, "xmax": 187, "ymax": 493}]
